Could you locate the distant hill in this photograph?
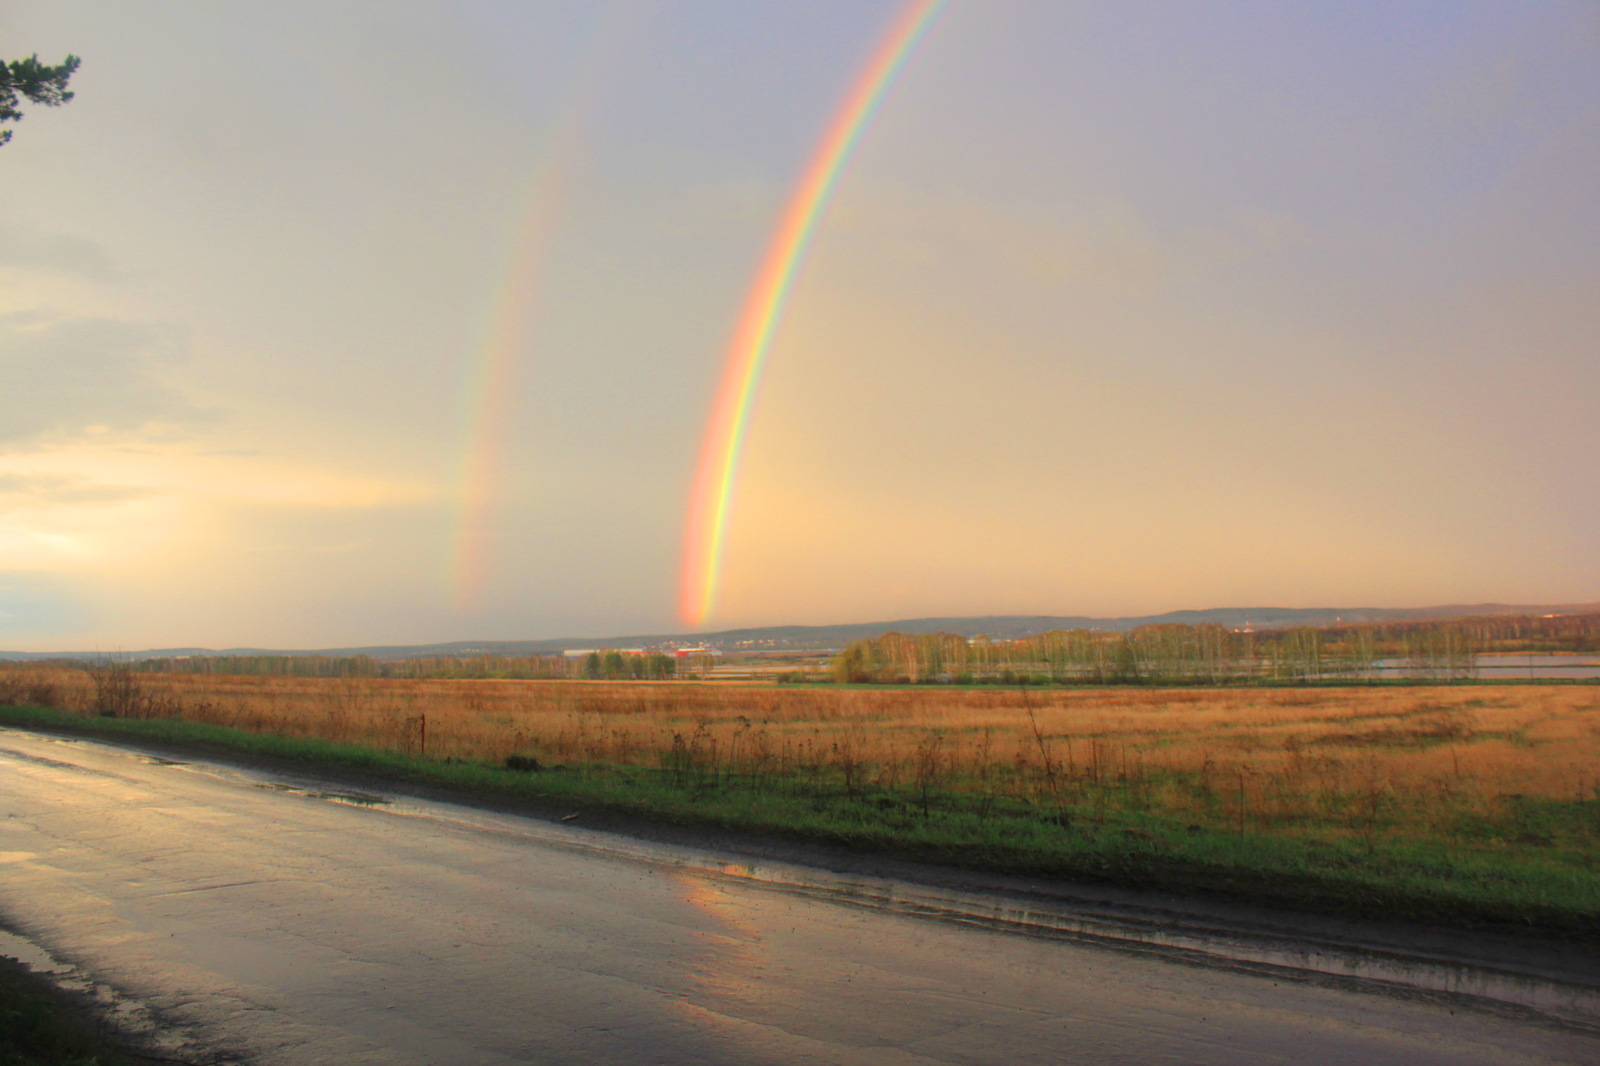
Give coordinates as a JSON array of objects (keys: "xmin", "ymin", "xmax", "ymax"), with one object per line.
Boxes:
[{"xmin": 3, "ymin": 602, "xmax": 1597, "ymax": 661}]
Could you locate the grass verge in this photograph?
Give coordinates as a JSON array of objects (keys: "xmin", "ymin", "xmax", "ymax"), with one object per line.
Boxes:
[
  {"xmin": 3, "ymin": 703, "xmax": 1596, "ymax": 942},
  {"xmin": 0, "ymin": 953, "xmax": 142, "ymax": 1066}
]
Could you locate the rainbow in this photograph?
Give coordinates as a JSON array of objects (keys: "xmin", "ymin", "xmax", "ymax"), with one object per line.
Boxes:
[
  {"xmin": 678, "ymin": 0, "xmax": 948, "ymax": 627},
  {"xmin": 450, "ymin": 171, "xmax": 568, "ymax": 611},
  {"xmin": 450, "ymin": 5, "xmax": 641, "ymax": 610}
]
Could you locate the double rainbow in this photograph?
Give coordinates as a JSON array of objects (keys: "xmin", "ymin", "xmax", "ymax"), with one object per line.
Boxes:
[{"xmin": 678, "ymin": 0, "xmax": 948, "ymax": 627}]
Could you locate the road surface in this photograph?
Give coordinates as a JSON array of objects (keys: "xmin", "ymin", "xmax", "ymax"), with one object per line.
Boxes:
[{"xmin": 1, "ymin": 727, "xmax": 1596, "ymax": 1065}]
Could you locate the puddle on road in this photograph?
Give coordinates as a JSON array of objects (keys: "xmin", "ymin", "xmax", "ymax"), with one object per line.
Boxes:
[
  {"xmin": 254, "ymin": 781, "xmax": 392, "ymax": 807},
  {"xmin": 0, "ymin": 744, "xmax": 144, "ymax": 783},
  {"xmin": 134, "ymin": 754, "xmax": 188, "ymax": 766},
  {"xmin": 0, "ymin": 929, "xmax": 72, "ymax": 974}
]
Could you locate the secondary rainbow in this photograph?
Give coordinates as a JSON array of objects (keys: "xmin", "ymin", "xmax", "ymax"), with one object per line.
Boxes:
[
  {"xmin": 678, "ymin": 0, "xmax": 947, "ymax": 627},
  {"xmin": 450, "ymin": 5, "xmax": 640, "ymax": 610},
  {"xmin": 450, "ymin": 170, "xmax": 568, "ymax": 611}
]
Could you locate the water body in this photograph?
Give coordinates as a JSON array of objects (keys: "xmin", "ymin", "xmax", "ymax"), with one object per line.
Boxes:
[
  {"xmin": 1370, "ymin": 655, "xmax": 1600, "ymax": 680},
  {"xmin": 1460, "ymin": 654, "xmax": 1600, "ymax": 680}
]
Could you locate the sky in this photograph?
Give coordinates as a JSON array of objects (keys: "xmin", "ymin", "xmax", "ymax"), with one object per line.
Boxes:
[{"xmin": 1, "ymin": 0, "xmax": 1597, "ymax": 650}]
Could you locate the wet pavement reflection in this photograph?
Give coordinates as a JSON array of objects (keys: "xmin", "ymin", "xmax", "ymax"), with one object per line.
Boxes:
[{"xmin": 1, "ymin": 728, "xmax": 1596, "ymax": 1065}]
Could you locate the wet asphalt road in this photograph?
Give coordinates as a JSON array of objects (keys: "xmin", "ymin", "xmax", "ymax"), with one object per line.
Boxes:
[{"xmin": 1, "ymin": 727, "xmax": 1597, "ymax": 1065}]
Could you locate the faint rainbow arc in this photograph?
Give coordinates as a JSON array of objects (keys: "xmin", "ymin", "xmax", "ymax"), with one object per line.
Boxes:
[
  {"xmin": 451, "ymin": 150, "xmax": 583, "ymax": 611},
  {"xmin": 678, "ymin": 0, "xmax": 948, "ymax": 627},
  {"xmin": 450, "ymin": 4, "xmax": 640, "ymax": 610}
]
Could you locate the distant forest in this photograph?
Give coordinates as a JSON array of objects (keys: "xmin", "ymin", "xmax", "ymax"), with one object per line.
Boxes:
[
  {"xmin": 121, "ymin": 651, "xmax": 684, "ymax": 681},
  {"xmin": 831, "ymin": 612, "xmax": 1600, "ymax": 685}
]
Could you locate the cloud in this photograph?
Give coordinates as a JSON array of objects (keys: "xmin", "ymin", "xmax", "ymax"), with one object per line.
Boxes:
[
  {"xmin": 247, "ymin": 539, "xmax": 372, "ymax": 555},
  {"xmin": 0, "ymin": 223, "xmax": 120, "ymax": 283},
  {"xmin": 0, "ymin": 312, "xmax": 217, "ymax": 450},
  {"xmin": 0, "ymin": 473, "xmax": 154, "ymax": 512}
]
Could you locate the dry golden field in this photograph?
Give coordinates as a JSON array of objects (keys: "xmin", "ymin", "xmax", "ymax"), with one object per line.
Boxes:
[{"xmin": 6, "ymin": 665, "xmax": 1598, "ymax": 838}]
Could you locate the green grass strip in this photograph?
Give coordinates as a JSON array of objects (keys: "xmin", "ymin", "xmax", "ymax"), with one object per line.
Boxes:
[{"xmin": 0, "ymin": 953, "xmax": 143, "ymax": 1066}]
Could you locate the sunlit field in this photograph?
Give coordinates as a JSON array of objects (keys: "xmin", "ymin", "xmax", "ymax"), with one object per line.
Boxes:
[{"xmin": 7, "ymin": 666, "xmax": 1598, "ymax": 841}]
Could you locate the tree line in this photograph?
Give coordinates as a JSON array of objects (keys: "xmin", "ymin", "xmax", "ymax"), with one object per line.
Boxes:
[
  {"xmin": 1319, "ymin": 612, "xmax": 1600, "ymax": 653},
  {"xmin": 831, "ymin": 620, "xmax": 1501, "ymax": 685},
  {"xmin": 120, "ymin": 652, "xmax": 677, "ymax": 681}
]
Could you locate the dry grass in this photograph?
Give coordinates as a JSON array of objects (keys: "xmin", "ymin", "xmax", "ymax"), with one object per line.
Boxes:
[{"xmin": 6, "ymin": 666, "xmax": 1598, "ymax": 836}]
